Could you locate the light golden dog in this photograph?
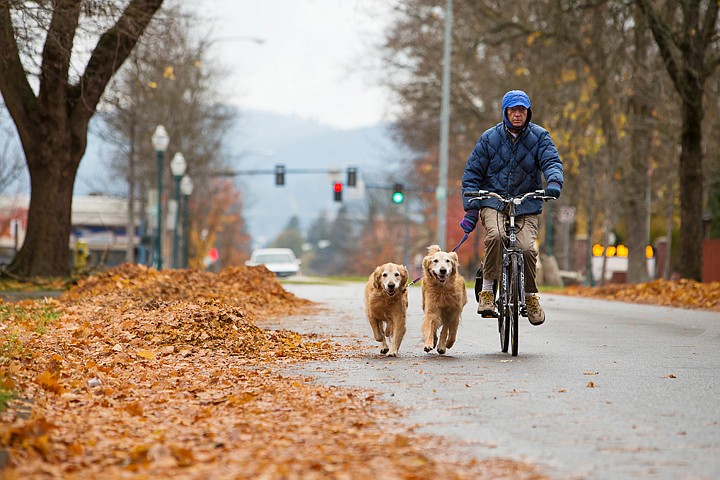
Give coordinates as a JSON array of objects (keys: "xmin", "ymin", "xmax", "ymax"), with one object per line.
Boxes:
[
  {"xmin": 365, "ymin": 263, "xmax": 409, "ymax": 357},
  {"xmin": 421, "ymin": 245, "xmax": 467, "ymax": 354}
]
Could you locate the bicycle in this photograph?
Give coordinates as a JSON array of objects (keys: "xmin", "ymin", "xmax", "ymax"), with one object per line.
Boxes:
[{"xmin": 463, "ymin": 189, "xmax": 556, "ymax": 356}]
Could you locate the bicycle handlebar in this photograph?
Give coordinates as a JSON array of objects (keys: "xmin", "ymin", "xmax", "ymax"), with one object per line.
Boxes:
[{"xmin": 463, "ymin": 189, "xmax": 555, "ymax": 204}]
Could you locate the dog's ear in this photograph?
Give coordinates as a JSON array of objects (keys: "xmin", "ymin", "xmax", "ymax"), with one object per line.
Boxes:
[
  {"xmin": 422, "ymin": 254, "xmax": 431, "ymax": 273},
  {"xmin": 373, "ymin": 266, "xmax": 383, "ymax": 289},
  {"xmin": 399, "ymin": 265, "xmax": 409, "ymax": 285},
  {"xmin": 449, "ymin": 252, "xmax": 459, "ymax": 274},
  {"xmin": 426, "ymin": 244, "xmax": 441, "ymax": 256}
]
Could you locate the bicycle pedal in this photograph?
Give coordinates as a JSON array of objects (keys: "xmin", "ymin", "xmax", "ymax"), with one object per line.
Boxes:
[{"xmin": 480, "ymin": 312, "xmax": 499, "ymax": 318}]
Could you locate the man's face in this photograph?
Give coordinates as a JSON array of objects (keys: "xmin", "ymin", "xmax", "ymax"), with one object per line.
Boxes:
[{"xmin": 506, "ymin": 106, "xmax": 527, "ymax": 128}]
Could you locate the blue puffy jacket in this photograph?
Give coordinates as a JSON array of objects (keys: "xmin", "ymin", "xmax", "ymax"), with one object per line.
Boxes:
[{"xmin": 461, "ymin": 112, "xmax": 563, "ymax": 216}]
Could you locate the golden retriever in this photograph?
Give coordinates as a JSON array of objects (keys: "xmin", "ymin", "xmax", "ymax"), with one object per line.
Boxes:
[
  {"xmin": 365, "ymin": 263, "xmax": 409, "ymax": 357},
  {"xmin": 421, "ymin": 245, "xmax": 467, "ymax": 354}
]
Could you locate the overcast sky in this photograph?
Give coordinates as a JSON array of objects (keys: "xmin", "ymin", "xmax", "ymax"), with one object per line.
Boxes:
[{"xmin": 187, "ymin": 0, "xmax": 393, "ymax": 130}]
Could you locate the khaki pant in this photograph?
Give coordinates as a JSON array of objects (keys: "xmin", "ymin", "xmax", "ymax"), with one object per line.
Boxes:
[{"xmin": 480, "ymin": 208, "xmax": 540, "ymax": 294}]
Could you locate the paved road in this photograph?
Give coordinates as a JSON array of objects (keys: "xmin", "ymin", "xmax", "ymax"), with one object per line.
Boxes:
[{"xmin": 281, "ymin": 281, "xmax": 720, "ymax": 480}]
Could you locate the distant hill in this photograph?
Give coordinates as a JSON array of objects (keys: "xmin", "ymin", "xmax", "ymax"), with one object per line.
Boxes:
[{"xmin": 223, "ymin": 109, "xmax": 410, "ymax": 247}]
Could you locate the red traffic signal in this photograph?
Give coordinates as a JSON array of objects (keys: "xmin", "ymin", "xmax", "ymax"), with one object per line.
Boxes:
[{"xmin": 333, "ymin": 182, "xmax": 343, "ymax": 202}]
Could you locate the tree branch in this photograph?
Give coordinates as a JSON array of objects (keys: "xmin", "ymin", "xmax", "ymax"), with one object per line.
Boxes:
[
  {"xmin": 38, "ymin": 0, "xmax": 81, "ymax": 111},
  {"xmin": 699, "ymin": 0, "xmax": 719, "ymax": 76},
  {"xmin": 635, "ymin": 0, "xmax": 685, "ymax": 93},
  {"xmin": 0, "ymin": 2, "xmax": 39, "ymax": 145},
  {"xmin": 71, "ymin": 0, "xmax": 164, "ymax": 121}
]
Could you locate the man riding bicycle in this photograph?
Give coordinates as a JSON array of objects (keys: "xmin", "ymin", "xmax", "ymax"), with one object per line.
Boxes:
[{"xmin": 459, "ymin": 90, "xmax": 564, "ymax": 325}]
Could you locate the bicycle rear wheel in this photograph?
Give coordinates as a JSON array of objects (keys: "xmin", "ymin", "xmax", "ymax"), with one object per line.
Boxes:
[
  {"xmin": 510, "ymin": 257, "xmax": 520, "ymax": 356},
  {"xmin": 498, "ymin": 274, "xmax": 509, "ymax": 353}
]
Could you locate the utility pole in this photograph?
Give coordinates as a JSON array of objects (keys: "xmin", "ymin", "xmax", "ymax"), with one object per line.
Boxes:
[{"xmin": 437, "ymin": 0, "xmax": 453, "ymax": 249}]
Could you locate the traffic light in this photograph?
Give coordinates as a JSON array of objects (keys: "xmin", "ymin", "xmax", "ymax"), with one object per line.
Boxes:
[
  {"xmin": 392, "ymin": 183, "xmax": 404, "ymax": 204},
  {"xmin": 333, "ymin": 182, "xmax": 343, "ymax": 202},
  {"xmin": 274, "ymin": 164, "xmax": 285, "ymax": 185},
  {"xmin": 347, "ymin": 167, "xmax": 357, "ymax": 187}
]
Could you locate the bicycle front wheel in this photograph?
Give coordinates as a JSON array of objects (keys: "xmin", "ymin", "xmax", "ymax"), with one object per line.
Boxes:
[
  {"xmin": 498, "ymin": 275, "xmax": 509, "ymax": 353},
  {"xmin": 509, "ymin": 257, "xmax": 520, "ymax": 356}
]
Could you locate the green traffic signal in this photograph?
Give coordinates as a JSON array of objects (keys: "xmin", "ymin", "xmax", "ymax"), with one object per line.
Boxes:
[{"xmin": 392, "ymin": 182, "xmax": 404, "ymax": 204}]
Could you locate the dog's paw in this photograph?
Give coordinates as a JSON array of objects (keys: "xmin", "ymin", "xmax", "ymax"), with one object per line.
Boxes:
[
  {"xmin": 437, "ymin": 347, "xmax": 446, "ymax": 355},
  {"xmin": 386, "ymin": 351, "xmax": 398, "ymax": 357},
  {"xmin": 380, "ymin": 347, "xmax": 389, "ymax": 355},
  {"xmin": 423, "ymin": 345, "xmax": 433, "ymax": 353}
]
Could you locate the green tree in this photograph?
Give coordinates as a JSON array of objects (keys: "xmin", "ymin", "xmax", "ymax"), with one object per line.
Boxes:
[{"xmin": 0, "ymin": 0, "xmax": 165, "ymax": 277}]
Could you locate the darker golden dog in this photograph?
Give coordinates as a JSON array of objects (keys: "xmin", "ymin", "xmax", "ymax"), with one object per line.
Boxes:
[
  {"xmin": 364, "ymin": 263, "xmax": 409, "ymax": 357},
  {"xmin": 421, "ymin": 245, "xmax": 467, "ymax": 354}
]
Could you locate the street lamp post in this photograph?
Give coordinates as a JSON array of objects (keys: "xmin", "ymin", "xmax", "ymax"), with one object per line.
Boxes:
[
  {"xmin": 170, "ymin": 152, "xmax": 187, "ymax": 268},
  {"xmin": 180, "ymin": 175, "xmax": 194, "ymax": 269},
  {"xmin": 437, "ymin": 0, "xmax": 453, "ymax": 249},
  {"xmin": 436, "ymin": 0, "xmax": 453, "ymax": 247},
  {"xmin": 151, "ymin": 125, "xmax": 170, "ymax": 269}
]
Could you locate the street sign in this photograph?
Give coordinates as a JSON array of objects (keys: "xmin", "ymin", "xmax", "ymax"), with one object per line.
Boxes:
[{"xmin": 558, "ymin": 206, "xmax": 576, "ymax": 224}]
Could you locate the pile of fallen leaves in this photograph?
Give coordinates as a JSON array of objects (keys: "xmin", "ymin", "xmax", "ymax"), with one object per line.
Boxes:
[
  {"xmin": 61, "ymin": 263, "xmax": 309, "ymax": 317},
  {"xmin": 560, "ymin": 278, "xmax": 720, "ymax": 311},
  {"xmin": 57, "ymin": 264, "xmax": 329, "ymax": 362},
  {"xmin": 1, "ymin": 265, "xmax": 547, "ymax": 479}
]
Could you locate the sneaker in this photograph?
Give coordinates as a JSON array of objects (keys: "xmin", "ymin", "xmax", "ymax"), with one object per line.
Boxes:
[
  {"xmin": 526, "ymin": 295, "xmax": 545, "ymax": 325},
  {"xmin": 477, "ymin": 290, "xmax": 497, "ymax": 317}
]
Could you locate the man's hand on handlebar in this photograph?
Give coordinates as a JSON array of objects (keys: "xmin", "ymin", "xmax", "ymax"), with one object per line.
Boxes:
[{"xmin": 544, "ymin": 182, "xmax": 561, "ymax": 199}]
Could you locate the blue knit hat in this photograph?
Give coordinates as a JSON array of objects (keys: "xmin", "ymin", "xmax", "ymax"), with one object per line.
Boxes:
[{"xmin": 501, "ymin": 90, "xmax": 532, "ymax": 129}]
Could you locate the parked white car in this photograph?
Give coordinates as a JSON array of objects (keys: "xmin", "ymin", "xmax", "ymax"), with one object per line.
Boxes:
[{"xmin": 245, "ymin": 248, "xmax": 301, "ymax": 277}]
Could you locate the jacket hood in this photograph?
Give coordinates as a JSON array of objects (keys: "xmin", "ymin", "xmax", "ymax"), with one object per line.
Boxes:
[{"xmin": 502, "ymin": 90, "xmax": 532, "ymax": 130}]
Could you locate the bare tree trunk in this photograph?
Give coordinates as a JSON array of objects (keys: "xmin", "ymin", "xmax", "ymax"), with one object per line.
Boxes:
[
  {"xmin": 599, "ymin": 218, "xmax": 612, "ymax": 286},
  {"xmin": 0, "ymin": 0, "xmax": 164, "ymax": 278},
  {"xmin": 126, "ymin": 148, "xmax": 137, "ymax": 264},
  {"xmin": 678, "ymin": 97, "xmax": 705, "ymax": 280},
  {"xmin": 664, "ymin": 206, "xmax": 673, "ymax": 279},
  {"xmin": 11, "ymin": 144, "xmax": 80, "ymax": 276},
  {"xmin": 626, "ymin": 10, "xmax": 652, "ymax": 283},
  {"xmin": 636, "ymin": 0, "xmax": 719, "ymax": 281}
]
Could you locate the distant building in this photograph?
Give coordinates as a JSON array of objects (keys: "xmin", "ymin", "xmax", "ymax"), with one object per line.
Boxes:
[
  {"xmin": 0, "ymin": 195, "xmax": 27, "ymax": 265},
  {"xmin": 0, "ymin": 194, "xmax": 139, "ymax": 268}
]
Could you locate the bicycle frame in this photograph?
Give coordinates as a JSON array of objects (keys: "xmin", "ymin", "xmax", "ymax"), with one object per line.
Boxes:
[
  {"xmin": 499, "ymin": 199, "xmax": 526, "ymax": 355},
  {"xmin": 464, "ymin": 189, "xmax": 552, "ymax": 356}
]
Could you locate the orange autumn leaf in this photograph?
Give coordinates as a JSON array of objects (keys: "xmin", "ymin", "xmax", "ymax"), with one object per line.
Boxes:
[
  {"xmin": 136, "ymin": 349, "xmax": 156, "ymax": 360},
  {"xmin": 123, "ymin": 401, "xmax": 144, "ymax": 417},
  {"xmin": 67, "ymin": 442, "xmax": 84, "ymax": 456},
  {"xmin": 0, "ymin": 375, "xmax": 16, "ymax": 390},
  {"xmin": 170, "ymin": 444, "xmax": 195, "ymax": 467},
  {"xmin": 35, "ymin": 371, "xmax": 64, "ymax": 394}
]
